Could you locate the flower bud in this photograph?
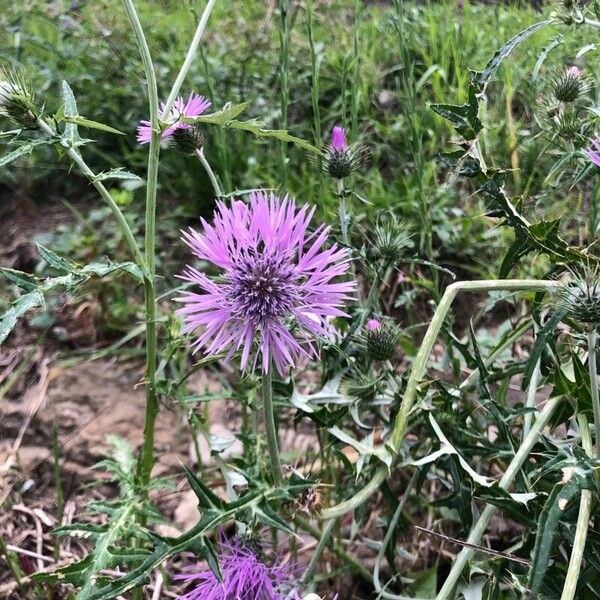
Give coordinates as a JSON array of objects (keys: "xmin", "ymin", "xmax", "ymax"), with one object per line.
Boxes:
[
  {"xmin": 172, "ymin": 125, "xmax": 205, "ymax": 155},
  {"xmin": 554, "ymin": 66, "xmax": 588, "ymax": 104},
  {"xmin": 320, "ymin": 124, "xmax": 367, "ymax": 180},
  {"xmin": 364, "ymin": 317, "xmax": 401, "ymax": 361},
  {"xmin": 0, "ymin": 69, "xmax": 38, "ymax": 128},
  {"xmin": 368, "ymin": 216, "xmax": 413, "ymax": 264},
  {"xmin": 559, "ymin": 267, "xmax": 600, "ymax": 325}
]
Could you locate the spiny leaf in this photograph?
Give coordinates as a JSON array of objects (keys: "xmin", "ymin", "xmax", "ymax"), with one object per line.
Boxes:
[
  {"xmin": 0, "ymin": 267, "xmax": 40, "ymax": 292},
  {"xmin": 0, "ymin": 290, "xmax": 44, "ymax": 345},
  {"xmin": 472, "ymin": 20, "xmax": 554, "ymax": 87},
  {"xmin": 60, "ymin": 81, "xmax": 83, "ymax": 148},
  {"xmin": 61, "ymin": 115, "xmax": 124, "ymax": 136},
  {"xmin": 182, "ymin": 101, "xmax": 251, "ymax": 126},
  {"xmin": 227, "ymin": 118, "xmax": 319, "ymax": 153},
  {"xmin": 183, "ymin": 464, "xmax": 226, "ymax": 510},
  {"xmin": 91, "ymin": 168, "xmax": 142, "ymax": 182},
  {"xmin": 0, "ymin": 139, "xmax": 52, "ymax": 167}
]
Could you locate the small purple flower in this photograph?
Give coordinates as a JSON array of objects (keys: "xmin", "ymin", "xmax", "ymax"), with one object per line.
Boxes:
[
  {"xmin": 586, "ymin": 138, "xmax": 600, "ymax": 168},
  {"xmin": 175, "ymin": 192, "xmax": 355, "ymax": 375},
  {"xmin": 137, "ymin": 92, "xmax": 211, "ymax": 144},
  {"xmin": 330, "ymin": 126, "xmax": 348, "ymax": 151},
  {"xmin": 566, "ymin": 66, "xmax": 582, "ymax": 78},
  {"xmin": 175, "ymin": 537, "xmax": 297, "ymax": 600},
  {"xmin": 366, "ymin": 318, "xmax": 381, "ymax": 332}
]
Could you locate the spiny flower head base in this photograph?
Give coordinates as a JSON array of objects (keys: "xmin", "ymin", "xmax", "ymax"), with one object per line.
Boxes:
[
  {"xmin": 137, "ymin": 92, "xmax": 211, "ymax": 145},
  {"xmin": 559, "ymin": 266, "xmax": 600, "ymax": 325},
  {"xmin": 363, "ymin": 317, "xmax": 401, "ymax": 361},
  {"xmin": 0, "ymin": 67, "xmax": 38, "ymax": 128},
  {"xmin": 552, "ymin": 65, "xmax": 589, "ymax": 104},
  {"xmin": 321, "ymin": 125, "xmax": 367, "ymax": 180},
  {"xmin": 175, "ymin": 536, "xmax": 298, "ymax": 600},
  {"xmin": 176, "ymin": 192, "xmax": 355, "ymax": 375}
]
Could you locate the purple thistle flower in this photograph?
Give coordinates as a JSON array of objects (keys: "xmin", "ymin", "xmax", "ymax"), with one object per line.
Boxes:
[
  {"xmin": 586, "ymin": 138, "xmax": 600, "ymax": 168},
  {"xmin": 330, "ymin": 126, "xmax": 348, "ymax": 151},
  {"xmin": 175, "ymin": 537, "xmax": 298, "ymax": 600},
  {"xmin": 366, "ymin": 318, "xmax": 381, "ymax": 332},
  {"xmin": 136, "ymin": 92, "xmax": 211, "ymax": 144},
  {"xmin": 175, "ymin": 192, "xmax": 355, "ymax": 375}
]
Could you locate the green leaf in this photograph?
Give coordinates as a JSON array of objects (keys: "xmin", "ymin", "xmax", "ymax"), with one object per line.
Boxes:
[
  {"xmin": 61, "ymin": 115, "xmax": 124, "ymax": 136},
  {"xmin": 227, "ymin": 119, "xmax": 319, "ymax": 153},
  {"xmin": 0, "ymin": 139, "xmax": 52, "ymax": 167},
  {"xmin": 0, "ymin": 290, "xmax": 44, "ymax": 345},
  {"xmin": 253, "ymin": 501, "xmax": 294, "ymax": 534},
  {"xmin": 430, "ymin": 85, "xmax": 482, "ymax": 140},
  {"xmin": 528, "ymin": 462, "xmax": 595, "ymax": 597},
  {"xmin": 91, "ymin": 168, "xmax": 142, "ymax": 182},
  {"xmin": 182, "ymin": 101, "xmax": 251, "ymax": 125},
  {"xmin": 0, "ymin": 267, "xmax": 40, "ymax": 292},
  {"xmin": 37, "ymin": 243, "xmax": 79, "ymax": 274},
  {"xmin": 183, "ymin": 464, "xmax": 226, "ymax": 510},
  {"xmin": 60, "ymin": 81, "xmax": 83, "ymax": 148},
  {"xmin": 522, "ymin": 306, "xmax": 567, "ymax": 390},
  {"xmin": 473, "ymin": 20, "xmax": 554, "ymax": 87}
]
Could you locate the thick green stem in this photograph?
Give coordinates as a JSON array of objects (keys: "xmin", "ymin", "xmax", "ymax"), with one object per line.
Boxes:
[
  {"xmin": 262, "ymin": 369, "xmax": 283, "ymax": 485},
  {"xmin": 560, "ymin": 414, "xmax": 593, "ymax": 600},
  {"xmin": 588, "ymin": 329, "xmax": 600, "ymax": 461},
  {"xmin": 162, "ymin": 0, "xmax": 218, "ymax": 117},
  {"xmin": 338, "ymin": 179, "xmax": 349, "ymax": 247},
  {"xmin": 121, "ymin": 0, "xmax": 160, "ymax": 498},
  {"xmin": 322, "ymin": 280, "xmax": 557, "ymax": 520},
  {"xmin": 37, "ymin": 118, "xmax": 144, "ymax": 268},
  {"xmin": 196, "ymin": 148, "xmax": 222, "ymax": 197},
  {"xmin": 523, "ymin": 325, "xmax": 541, "ymax": 438},
  {"xmin": 435, "ymin": 397, "xmax": 560, "ymax": 599}
]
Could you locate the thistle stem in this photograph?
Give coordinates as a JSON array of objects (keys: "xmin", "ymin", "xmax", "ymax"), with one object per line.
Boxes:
[
  {"xmin": 300, "ymin": 517, "xmax": 338, "ymax": 585},
  {"xmin": 121, "ymin": 0, "xmax": 160, "ymax": 499},
  {"xmin": 560, "ymin": 414, "xmax": 593, "ymax": 600},
  {"xmin": 435, "ymin": 397, "xmax": 560, "ymax": 600},
  {"xmin": 36, "ymin": 118, "xmax": 144, "ymax": 269},
  {"xmin": 262, "ymin": 369, "xmax": 283, "ymax": 485},
  {"xmin": 162, "ymin": 0, "xmax": 218, "ymax": 117},
  {"xmin": 523, "ymin": 324, "xmax": 541, "ymax": 438},
  {"xmin": 195, "ymin": 147, "xmax": 222, "ymax": 198},
  {"xmin": 588, "ymin": 329, "xmax": 600, "ymax": 462},
  {"xmin": 338, "ymin": 178, "xmax": 350, "ymax": 247},
  {"xmin": 322, "ymin": 279, "xmax": 557, "ymax": 520}
]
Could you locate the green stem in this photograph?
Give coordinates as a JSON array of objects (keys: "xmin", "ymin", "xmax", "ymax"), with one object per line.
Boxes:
[
  {"xmin": 277, "ymin": 0, "xmax": 290, "ymax": 187},
  {"xmin": 523, "ymin": 329, "xmax": 541, "ymax": 439},
  {"xmin": 162, "ymin": 0, "xmax": 218, "ymax": 117},
  {"xmin": 36, "ymin": 118, "xmax": 144, "ymax": 268},
  {"xmin": 300, "ymin": 517, "xmax": 338, "ymax": 585},
  {"xmin": 435, "ymin": 396, "xmax": 561, "ymax": 600},
  {"xmin": 322, "ymin": 279, "xmax": 557, "ymax": 520},
  {"xmin": 196, "ymin": 147, "xmax": 222, "ymax": 197},
  {"xmin": 262, "ymin": 369, "xmax": 283, "ymax": 485},
  {"xmin": 588, "ymin": 329, "xmax": 600, "ymax": 462},
  {"xmin": 373, "ymin": 469, "xmax": 420, "ymax": 599},
  {"xmin": 294, "ymin": 515, "xmax": 373, "ymax": 584},
  {"xmin": 338, "ymin": 179, "xmax": 349, "ymax": 247},
  {"xmin": 121, "ymin": 0, "xmax": 160, "ymax": 501},
  {"xmin": 560, "ymin": 414, "xmax": 593, "ymax": 600}
]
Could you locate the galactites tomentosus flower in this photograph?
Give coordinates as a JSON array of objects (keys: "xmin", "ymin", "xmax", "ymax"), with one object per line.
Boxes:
[
  {"xmin": 175, "ymin": 535, "xmax": 300, "ymax": 600},
  {"xmin": 0, "ymin": 66, "xmax": 39, "ymax": 129},
  {"xmin": 366, "ymin": 215, "xmax": 413, "ymax": 265},
  {"xmin": 137, "ymin": 92, "xmax": 211, "ymax": 145},
  {"xmin": 552, "ymin": 66, "xmax": 590, "ymax": 104},
  {"xmin": 175, "ymin": 192, "xmax": 356, "ymax": 375},
  {"xmin": 320, "ymin": 125, "xmax": 367, "ymax": 180},
  {"xmin": 172, "ymin": 125, "xmax": 206, "ymax": 155}
]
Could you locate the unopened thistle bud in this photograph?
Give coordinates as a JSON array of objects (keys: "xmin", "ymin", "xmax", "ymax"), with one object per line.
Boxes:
[
  {"xmin": 320, "ymin": 125, "xmax": 367, "ymax": 180},
  {"xmin": 0, "ymin": 68, "xmax": 38, "ymax": 129},
  {"xmin": 367, "ymin": 216, "xmax": 413, "ymax": 264},
  {"xmin": 558, "ymin": 266, "xmax": 600, "ymax": 325},
  {"xmin": 553, "ymin": 66, "xmax": 589, "ymax": 104},
  {"xmin": 172, "ymin": 125, "xmax": 205, "ymax": 155},
  {"xmin": 364, "ymin": 318, "xmax": 401, "ymax": 361}
]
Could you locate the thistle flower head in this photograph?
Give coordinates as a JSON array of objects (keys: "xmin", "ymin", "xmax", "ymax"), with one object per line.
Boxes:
[
  {"xmin": 586, "ymin": 137, "xmax": 600, "ymax": 168},
  {"xmin": 330, "ymin": 126, "xmax": 348, "ymax": 151},
  {"xmin": 552, "ymin": 65, "xmax": 589, "ymax": 104},
  {"xmin": 173, "ymin": 125, "xmax": 205, "ymax": 155},
  {"xmin": 558, "ymin": 265, "xmax": 600, "ymax": 325},
  {"xmin": 0, "ymin": 66, "xmax": 38, "ymax": 128},
  {"xmin": 320, "ymin": 124, "xmax": 367, "ymax": 179},
  {"xmin": 363, "ymin": 317, "xmax": 401, "ymax": 361},
  {"xmin": 175, "ymin": 192, "xmax": 355, "ymax": 375},
  {"xmin": 367, "ymin": 216, "xmax": 413, "ymax": 264},
  {"xmin": 175, "ymin": 536, "xmax": 298, "ymax": 600},
  {"xmin": 137, "ymin": 92, "xmax": 211, "ymax": 144}
]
